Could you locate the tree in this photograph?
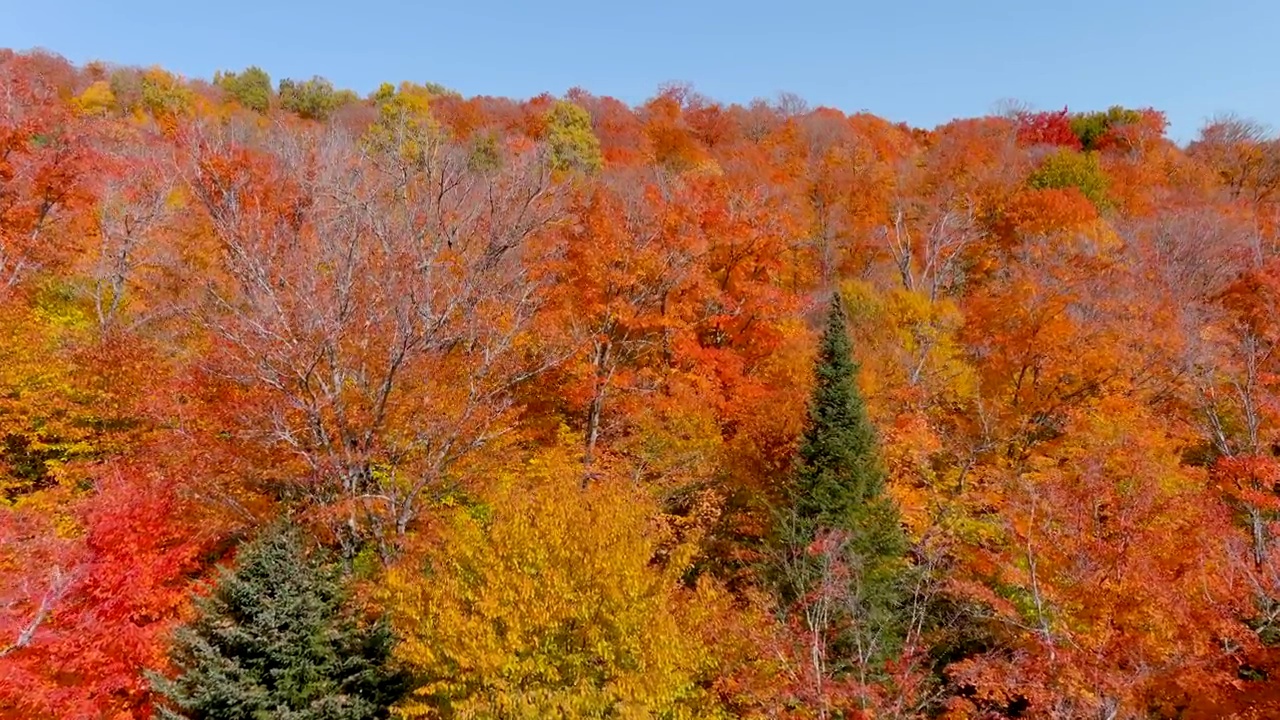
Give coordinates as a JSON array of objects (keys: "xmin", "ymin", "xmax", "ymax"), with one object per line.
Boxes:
[
  {"xmin": 774, "ymin": 292, "xmax": 911, "ymax": 710},
  {"xmin": 151, "ymin": 523, "xmax": 409, "ymax": 720},
  {"xmin": 139, "ymin": 67, "xmax": 194, "ymax": 121},
  {"xmin": 943, "ymin": 399, "xmax": 1240, "ymax": 719},
  {"xmin": 1027, "ymin": 147, "xmax": 1111, "ymax": 210},
  {"xmin": 213, "ymin": 66, "xmax": 272, "ymax": 113},
  {"xmin": 73, "ymin": 81, "xmax": 115, "ymax": 116},
  {"xmin": 1068, "ymin": 105, "xmax": 1144, "ymax": 151},
  {"xmin": 0, "ymin": 54, "xmax": 96, "ymax": 295},
  {"xmin": 184, "ymin": 111, "xmax": 560, "ymax": 559},
  {"xmin": 545, "ymin": 99, "xmax": 602, "ymax": 174},
  {"xmin": 1189, "ymin": 114, "xmax": 1280, "ymax": 206},
  {"xmin": 381, "ymin": 434, "xmax": 733, "ymax": 718},
  {"xmin": 13, "ymin": 45, "xmax": 1280, "ymax": 718},
  {"xmin": 277, "ymin": 76, "xmax": 350, "ymax": 120},
  {"xmin": 788, "ymin": 293, "xmax": 908, "ymax": 572},
  {"xmin": 1013, "ymin": 107, "xmax": 1082, "ymax": 150},
  {"xmin": 0, "ymin": 461, "xmax": 217, "ymax": 720}
]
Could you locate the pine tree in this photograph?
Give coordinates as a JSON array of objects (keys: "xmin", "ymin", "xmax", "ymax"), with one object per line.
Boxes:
[
  {"xmin": 779, "ymin": 291, "xmax": 909, "ymax": 663},
  {"xmin": 793, "ymin": 293, "xmax": 906, "ymax": 552},
  {"xmin": 151, "ymin": 524, "xmax": 409, "ymax": 720}
]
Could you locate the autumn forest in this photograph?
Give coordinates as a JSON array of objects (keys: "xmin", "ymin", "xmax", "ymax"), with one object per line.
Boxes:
[{"xmin": 5, "ymin": 48, "xmax": 1280, "ymax": 719}]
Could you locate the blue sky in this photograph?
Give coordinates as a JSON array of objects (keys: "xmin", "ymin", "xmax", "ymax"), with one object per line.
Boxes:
[{"xmin": 3, "ymin": 0, "xmax": 1276, "ymax": 142}]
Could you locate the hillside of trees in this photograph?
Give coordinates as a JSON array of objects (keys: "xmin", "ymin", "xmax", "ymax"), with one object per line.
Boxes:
[{"xmin": 5, "ymin": 48, "xmax": 1280, "ymax": 719}]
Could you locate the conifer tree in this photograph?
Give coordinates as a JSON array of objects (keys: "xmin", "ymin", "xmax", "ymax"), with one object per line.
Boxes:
[
  {"xmin": 151, "ymin": 524, "xmax": 408, "ymax": 720},
  {"xmin": 779, "ymin": 291, "xmax": 909, "ymax": 662}
]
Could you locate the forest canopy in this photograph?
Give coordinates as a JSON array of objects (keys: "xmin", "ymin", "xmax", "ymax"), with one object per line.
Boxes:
[{"xmin": 4, "ymin": 48, "xmax": 1280, "ymax": 719}]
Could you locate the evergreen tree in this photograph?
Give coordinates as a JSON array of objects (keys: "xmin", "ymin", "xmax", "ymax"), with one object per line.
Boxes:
[
  {"xmin": 779, "ymin": 291, "xmax": 909, "ymax": 661},
  {"xmin": 151, "ymin": 524, "xmax": 409, "ymax": 720}
]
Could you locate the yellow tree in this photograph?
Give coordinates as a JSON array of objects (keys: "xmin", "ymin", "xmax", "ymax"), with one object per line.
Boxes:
[{"xmin": 381, "ymin": 432, "xmax": 735, "ymax": 719}]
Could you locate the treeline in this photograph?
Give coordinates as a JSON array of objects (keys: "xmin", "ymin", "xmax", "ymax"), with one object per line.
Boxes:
[{"xmin": 4, "ymin": 48, "xmax": 1280, "ymax": 719}]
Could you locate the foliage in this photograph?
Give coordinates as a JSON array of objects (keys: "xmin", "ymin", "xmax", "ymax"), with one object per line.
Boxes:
[
  {"xmin": 382, "ymin": 434, "xmax": 731, "ymax": 719},
  {"xmin": 73, "ymin": 81, "xmax": 115, "ymax": 116},
  {"xmin": 364, "ymin": 81, "xmax": 438, "ymax": 164},
  {"xmin": 944, "ymin": 399, "xmax": 1239, "ymax": 718},
  {"xmin": 3, "ymin": 47, "xmax": 1280, "ymax": 720},
  {"xmin": 1013, "ymin": 107, "xmax": 1081, "ymax": 149},
  {"xmin": 1069, "ymin": 105, "xmax": 1145, "ymax": 150},
  {"xmin": 151, "ymin": 524, "xmax": 410, "ymax": 720},
  {"xmin": 1188, "ymin": 114, "xmax": 1280, "ymax": 203},
  {"xmin": 1014, "ymin": 105, "xmax": 1156, "ymax": 152},
  {"xmin": 140, "ymin": 67, "xmax": 194, "ymax": 120},
  {"xmin": 214, "ymin": 66, "xmax": 272, "ymax": 113},
  {"xmin": 1027, "ymin": 147, "xmax": 1112, "ymax": 209},
  {"xmin": 776, "ymin": 293, "xmax": 910, "ymax": 677},
  {"xmin": 545, "ymin": 99, "xmax": 603, "ymax": 174},
  {"xmin": 277, "ymin": 75, "xmax": 352, "ymax": 120},
  {"xmin": 0, "ymin": 463, "xmax": 216, "ymax": 719},
  {"xmin": 106, "ymin": 68, "xmax": 145, "ymax": 113}
]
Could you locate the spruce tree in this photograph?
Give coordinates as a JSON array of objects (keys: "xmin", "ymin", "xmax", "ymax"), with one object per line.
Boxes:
[
  {"xmin": 780, "ymin": 291, "xmax": 909, "ymax": 659},
  {"xmin": 151, "ymin": 524, "xmax": 408, "ymax": 720}
]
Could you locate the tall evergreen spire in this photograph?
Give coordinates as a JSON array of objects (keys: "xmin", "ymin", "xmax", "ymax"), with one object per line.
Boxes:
[
  {"xmin": 780, "ymin": 291, "xmax": 909, "ymax": 660},
  {"xmin": 793, "ymin": 292, "xmax": 895, "ymax": 529}
]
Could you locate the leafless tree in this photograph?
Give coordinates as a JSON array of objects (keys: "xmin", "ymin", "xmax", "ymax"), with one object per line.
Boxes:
[{"xmin": 89, "ymin": 141, "xmax": 181, "ymax": 332}]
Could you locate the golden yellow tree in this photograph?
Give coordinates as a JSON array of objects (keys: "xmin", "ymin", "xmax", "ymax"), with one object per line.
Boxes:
[{"xmin": 381, "ymin": 431, "xmax": 732, "ymax": 719}]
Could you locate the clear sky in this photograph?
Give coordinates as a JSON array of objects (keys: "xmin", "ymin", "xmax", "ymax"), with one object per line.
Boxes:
[{"xmin": 3, "ymin": 0, "xmax": 1276, "ymax": 142}]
